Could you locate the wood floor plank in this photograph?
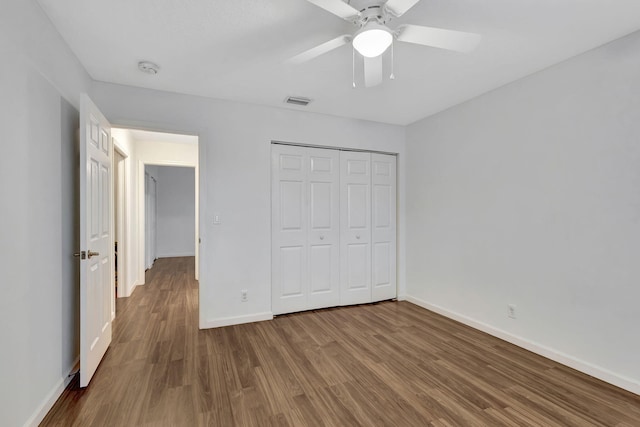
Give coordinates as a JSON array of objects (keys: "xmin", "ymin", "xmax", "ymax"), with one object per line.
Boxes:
[{"xmin": 41, "ymin": 257, "xmax": 640, "ymax": 426}]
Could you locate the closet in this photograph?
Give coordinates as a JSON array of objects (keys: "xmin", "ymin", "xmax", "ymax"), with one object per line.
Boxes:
[{"xmin": 272, "ymin": 144, "xmax": 396, "ymax": 315}]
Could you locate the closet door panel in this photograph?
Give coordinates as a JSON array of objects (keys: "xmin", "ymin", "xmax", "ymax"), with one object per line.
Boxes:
[
  {"xmin": 340, "ymin": 151, "xmax": 372, "ymax": 305},
  {"xmin": 307, "ymin": 148, "xmax": 340, "ymax": 309},
  {"xmin": 272, "ymin": 145, "xmax": 308, "ymax": 315},
  {"xmin": 280, "ymin": 246, "xmax": 305, "ymax": 296},
  {"xmin": 371, "ymin": 153, "xmax": 397, "ymax": 301}
]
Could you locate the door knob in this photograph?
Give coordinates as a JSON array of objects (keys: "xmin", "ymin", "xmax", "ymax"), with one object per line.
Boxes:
[
  {"xmin": 319, "ymin": 235, "xmax": 324, "ymax": 240},
  {"xmin": 87, "ymin": 250, "xmax": 100, "ymax": 259},
  {"xmin": 356, "ymin": 234, "xmax": 361, "ymax": 239}
]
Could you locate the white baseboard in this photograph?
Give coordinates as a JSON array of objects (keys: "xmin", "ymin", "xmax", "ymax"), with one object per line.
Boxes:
[
  {"xmin": 24, "ymin": 357, "xmax": 79, "ymax": 427},
  {"xmin": 157, "ymin": 252, "xmax": 195, "ymax": 258},
  {"xmin": 121, "ymin": 279, "xmax": 139, "ymax": 298},
  {"xmin": 201, "ymin": 312, "xmax": 273, "ymax": 329},
  {"xmin": 405, "ymin": 295, "xmax": 640, "ymax": 396}
]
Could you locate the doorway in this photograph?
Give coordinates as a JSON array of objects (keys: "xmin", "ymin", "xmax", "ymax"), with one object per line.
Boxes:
[
  {"xmin": 110, "ymin": 128, "xmax": 200, "ymax": 298},
  {"xmin": 145, "ymin": 165, "xmax": 196, "ymax": 267}
]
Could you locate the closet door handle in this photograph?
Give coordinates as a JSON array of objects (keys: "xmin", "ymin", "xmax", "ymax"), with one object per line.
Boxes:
[
  {"xmin": 356, "ymin": 234, "xmax": 361, "ymax": 240},
  {"xmin": 319, "ymin": 235, "xmax": 325, "ymax": 240}
]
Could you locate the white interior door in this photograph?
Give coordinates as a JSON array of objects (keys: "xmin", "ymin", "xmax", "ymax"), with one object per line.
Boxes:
[
  {"xmin": 307, "ymin": 148, "xmax": 340, "ymax": 310},
  {"xmin": 145, "ymin": 172, "xmax": 151, "ymax": 269},
  {"xmin": 144, "ymin": 171, "xmax": 158, "ymax": 269},
  {"xmin": 150, "ymin": 176, "xmax": 157, "ymax": 265},
  {"xmin": 114, "ymin": 148, "xmax": 126, "ymax": 300},
  {"xmin": 371, "ymin": 153, "xmax": 397, "ymax": 302},
  {"xmin": 340, "ymin": 151, "xmax": 372, "ymax": 305},
  {"xmin": 79, "ymin": 94, "xmax": 113, "ymax": 388},
  {"xmin": 272, "ymin": 145, "xmax": 308, "ymax": 314}
]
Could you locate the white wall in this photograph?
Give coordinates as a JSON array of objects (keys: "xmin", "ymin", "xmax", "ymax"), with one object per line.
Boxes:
[
  {"xmin": 89, "ymin": 82, "xmax": 407, "ymax": 328},
  {"xmin": 156, "ymin": 166, "xmax": 196, "ymax": 258},
  {"xmin": 406, "ymin": 30, "xmax": 640, "ymax": 394},
  {"xmin": 0, "ymin": 1, "xmax": 91, "ymax": 426}
]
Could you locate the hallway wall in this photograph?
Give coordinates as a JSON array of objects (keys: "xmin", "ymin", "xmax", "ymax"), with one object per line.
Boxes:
[{"xmin": 156, "ymin": 166, "xmax": 196, "ymax": 258}]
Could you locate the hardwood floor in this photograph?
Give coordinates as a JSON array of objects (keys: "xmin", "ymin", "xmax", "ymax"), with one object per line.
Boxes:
[{"xmin": 42, "ymin": 257, "xmax": 640, "ymax": 426}]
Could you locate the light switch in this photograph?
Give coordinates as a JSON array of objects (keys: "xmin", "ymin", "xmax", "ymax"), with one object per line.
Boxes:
[{"xmin": 213, "ymin": 214, "xmax": 221, "ymax": 225}]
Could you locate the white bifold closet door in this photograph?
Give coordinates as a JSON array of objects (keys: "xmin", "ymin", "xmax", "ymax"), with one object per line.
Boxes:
[
  {"xmin": 340, "ymin": 151, "xmax": 397, "ymax": 304},
  {"xmin": 272, "ymin": 145, "xmax": 340, "ymax": 315},
  {"xmin": 272, "ymin": 144, "xmax": 396, "ymax": 315}
]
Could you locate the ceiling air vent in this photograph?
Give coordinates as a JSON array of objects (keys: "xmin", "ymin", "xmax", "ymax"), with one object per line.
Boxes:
[{"xmin": 285, "ymin": 96, "xmax": 312, "ymax": 106}]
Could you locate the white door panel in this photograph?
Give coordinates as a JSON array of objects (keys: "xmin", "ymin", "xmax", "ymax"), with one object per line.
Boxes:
[
  {"xmin": 347, "ymin": 184, "xmax": 369, "ymax": 228},
  {"xmin": 281, "ymin": 181, "xmax": 304, "ymax": 229},
  {"xmin": 347, "ymin": 243, "xmax": 369, "ymax": 289},
  {"xmin": 280, "ymin": 246, "xmax": 305, "ymax": 297},
  {"xmin": 80, "ymin": 94, "xmax": 113, "ymax": 387},
  {"xmin": 272, "ymin": 145, "xmax": 308, "ymax": 314},
  {"xmin": 309, "ymin": 245, "xmax": 332, "ymax": 292},
  {"xmin": 340, "ymin": 151, "xmax": 371, "ymax": 305},
  {"xmin": 371, "ymin": 153, "xmax": 397, "ymax": 301},
  {"xmin": 373, "ymin": 242, "xmax": 391, "ymax": 285},
  {"xmin": 310, "ymin": 182, "xmax": 332, "ymax": 228},
  {"xmin": 307, "ymin": 148, "xmax": 339, "ymax": 310}
]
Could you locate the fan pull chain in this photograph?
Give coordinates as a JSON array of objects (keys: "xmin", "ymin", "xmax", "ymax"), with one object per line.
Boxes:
[
  {"xmin": 352, "ymin": 46, "xmax": 356, "ymax": 88},
  {"xmin": 390, "ymin": 40, "xmax": 395, "ymax": 80}
]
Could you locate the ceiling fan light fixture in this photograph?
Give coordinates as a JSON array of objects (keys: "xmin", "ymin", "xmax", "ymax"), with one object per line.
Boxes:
[{"xmin": 352, "ymin": 23, "xmax": 393, "ymax": 58}]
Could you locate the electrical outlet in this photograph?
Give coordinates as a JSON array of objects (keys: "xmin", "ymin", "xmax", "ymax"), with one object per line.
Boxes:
[
  {"xmin": 507, "ymin": 304, "xmax": 516, "ymax": 319},
  {"xmin": 241, "ymin": 290, "xmax": 248, "ymax": 302}
]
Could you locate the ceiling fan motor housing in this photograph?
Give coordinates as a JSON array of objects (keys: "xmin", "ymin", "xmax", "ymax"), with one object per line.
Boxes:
[{"xmin": 350, "ymin": 0, "xmax": 390, "ymax": 27}]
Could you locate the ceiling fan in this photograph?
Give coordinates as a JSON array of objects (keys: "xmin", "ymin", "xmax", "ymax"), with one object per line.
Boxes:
[{"xmin": 289, "ymin": 0, "xmax": 481, "ymax": 87}]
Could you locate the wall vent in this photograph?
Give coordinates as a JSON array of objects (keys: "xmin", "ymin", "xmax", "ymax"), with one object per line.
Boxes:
[{"xmin": 284, "ymin": 96, "xmax": 312, "ymax": 106}]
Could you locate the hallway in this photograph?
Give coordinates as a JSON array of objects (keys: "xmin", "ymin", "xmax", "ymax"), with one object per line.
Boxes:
[
  {"xmin": 42, "ymin": 257, "xmax": 640, "ymax": 426},
  {"xmin": 43, "ymin": 257, "xmax": 200, "ymax": 425}
]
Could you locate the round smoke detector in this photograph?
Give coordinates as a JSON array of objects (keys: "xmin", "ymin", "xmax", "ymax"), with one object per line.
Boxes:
[{"xmin": 138, "ymin": 61, "xmax": 160, "ymax": 75}]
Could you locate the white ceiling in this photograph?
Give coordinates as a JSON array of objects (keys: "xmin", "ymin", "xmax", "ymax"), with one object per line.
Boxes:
[{"xmin": 38, "ymin": 0, "xmax": 640, "ymax": 125}]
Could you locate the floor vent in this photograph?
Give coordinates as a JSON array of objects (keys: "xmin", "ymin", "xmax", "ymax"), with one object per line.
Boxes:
[{"xmin": 284, "ymin": 96, "xmax": 312, "ymax": 106}]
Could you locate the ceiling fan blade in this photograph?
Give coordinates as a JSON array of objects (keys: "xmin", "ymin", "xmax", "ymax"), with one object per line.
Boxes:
[
  {"xmin": 384, "ymin": 0, "xmax": 422, "ymax": 17},
  {"xmin": 306, "ymin": 0, "xmax": 360, "ymax": 20},
  {"xmin": 396, "ymin": 24, "xmax": 481, "ymax": 53},
  {"xmin": 364, "ymin": 55, "xmax": 383, "ymax": 88},
  {"xmin": 287, "ymin": 35, "xmax": 352, "ymax": 65}
]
